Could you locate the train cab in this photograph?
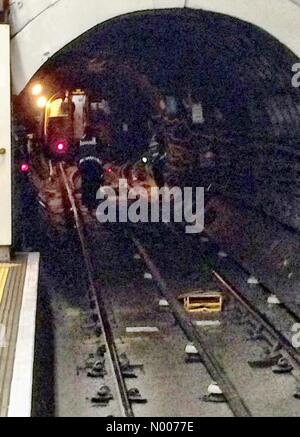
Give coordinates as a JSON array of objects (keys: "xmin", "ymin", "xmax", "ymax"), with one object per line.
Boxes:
[{"xmin": 42, "ymin": 89, "xmax": 86, "ymax": 161}]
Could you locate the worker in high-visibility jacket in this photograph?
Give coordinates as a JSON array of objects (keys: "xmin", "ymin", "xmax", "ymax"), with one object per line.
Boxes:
[{"xmin": 77, "ymin": 126, "xmax": 105, "ymax": 211}]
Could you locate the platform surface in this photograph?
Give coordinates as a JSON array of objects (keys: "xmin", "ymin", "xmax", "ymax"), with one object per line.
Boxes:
[{"xmin": 0, "ymin": 252, "xmax": 39, "ymax": 417}]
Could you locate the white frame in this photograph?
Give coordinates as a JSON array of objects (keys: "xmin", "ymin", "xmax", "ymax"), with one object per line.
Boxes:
[{"xmin": 0, "ymin": 25, "xmax": 11, "ymax": 252}]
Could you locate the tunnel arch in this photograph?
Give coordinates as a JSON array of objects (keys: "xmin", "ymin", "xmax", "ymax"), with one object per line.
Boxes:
[
  {"xmin": 19, "ymin": 6, "xmax": 300, "ymax": 231},
  {"xmin": 24, "ymin": 8, "xmax": 300, "ymax": 144},
  {"xmin": 9, "ymin": 0, "xmax": 300, "ymax": 94},
  {"xmin": 13, "ymin": 2, "xmax": 300, "ymax": 310}
]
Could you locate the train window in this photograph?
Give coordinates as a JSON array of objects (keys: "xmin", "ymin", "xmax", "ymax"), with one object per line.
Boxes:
[
  {"xmin": 44, "ymin": 96, "xmax": 74, "ymax": 147},
  {"xmin": 47, "ymin": 98, "xmax": 69, "ymax": 118}
]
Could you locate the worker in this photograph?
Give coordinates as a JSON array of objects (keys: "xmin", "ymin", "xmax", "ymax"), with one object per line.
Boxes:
[
  {"xmin": 77, "ymin": 125, "xmax": 105, "ymax": 211},
  {"xmin": 146, "ymin": 132, "xmax": 167, "ymax": 187}
]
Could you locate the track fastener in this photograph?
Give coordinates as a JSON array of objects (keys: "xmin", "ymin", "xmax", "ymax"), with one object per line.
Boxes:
[
  {"xmin": 127, "ymin": 388, "xmax": 147, "ymax": 404},
  {"xmin": 185, "ymin": 343, "xmax": 202, "ymax": 363},
  {"xmin": 248, "ymin": 345, "xmax": 282, "ymax": 368},
  {"xmin": 202, "ymin": 382, "xmax": 226, "ymax": 403},
  {"xmin": 91, "ymin": 386, "xmax": 114, "ymax": 405},
  {"xmin": 294, "ymin": 386, "xmax": 300, "ymax": 400},
  {"xmin": 87, "ymin": 360, "xmax": 107, "ymax": 378},
  {"xmin": 272, "ymin": 357, "xmax": 293, "ymax": 374}
]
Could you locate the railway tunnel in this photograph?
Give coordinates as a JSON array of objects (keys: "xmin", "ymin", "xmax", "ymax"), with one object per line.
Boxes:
[
  {"xmin": 2, "ymin": 0, "xmax": 300, "ymax": 418},
  {"xmin": 15, "ymin": 4, "xmax": 300, "ymax": 310}
]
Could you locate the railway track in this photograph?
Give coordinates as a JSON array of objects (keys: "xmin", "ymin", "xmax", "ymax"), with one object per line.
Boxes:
[
  {"xmin": 58, "ymin": 163, "xmax": 300, "ymax": 416},
  {"xmin": 59, "ymin": 163, "xmax": 232, "ymax": 417},
  {"xmin": 182, "ymin": 228, "xmax": 300, "ymax": 372},
  {"xmin": 132, "ymin": 224, "xmax": 300, "ymax": 416},
  {"xmin": 60, "ymin": 163, "xmax": 133, "ymax": 417},
  {"xmin": 212, "ymin": 271, "xmax": 300, "ymax": 372},
  {"xmin": 131, "ymin": 235, "xmax": 251, "ymax": 417}
]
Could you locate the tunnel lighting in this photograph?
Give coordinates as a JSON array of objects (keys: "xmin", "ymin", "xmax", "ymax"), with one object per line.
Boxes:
[
  {"xmin": 37, "ymin": 96, "xmax": 47, "ymax": 108},
  {"xmin": 20, "ymin": 163, "xmax": 29, "ymax": 173},
  {"xmin": 55, "ymin": 140, "xmax": 67, "ymax": 154},
  {"xmin": 32, "ymin": 83, "xmax": 43, "ymax": 96}
]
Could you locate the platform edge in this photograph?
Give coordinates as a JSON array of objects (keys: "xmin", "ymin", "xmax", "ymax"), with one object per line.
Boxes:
[{"xmin": 7, "ymin": 252, "xmax": 40, "ymax": 417}]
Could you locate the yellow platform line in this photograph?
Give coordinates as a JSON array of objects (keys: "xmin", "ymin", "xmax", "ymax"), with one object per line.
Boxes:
[
  {"xmin": 0, "ymin": 267, "xmax": 9, "ymax": 305},
  {"xmin": 0, "ymin": 264, "xmax": 20, "ymax": 306},
  {"xmin": 0, "ymin": 264, "xmax": 20, "ymax": 268}
]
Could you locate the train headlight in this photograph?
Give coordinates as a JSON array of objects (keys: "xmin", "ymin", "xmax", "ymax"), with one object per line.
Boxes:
[
  {"xmin": 37, "ymin": 96, "xmax": 47, "ymax": 108},
  {"xmin": 32, "ymin": 83, "xmax": 43, "ymax": 96}
]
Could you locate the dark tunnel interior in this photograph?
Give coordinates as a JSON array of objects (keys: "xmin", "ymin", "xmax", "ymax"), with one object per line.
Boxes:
[{"xmin": 18, "ymin": 9, "xmax": 300, "ymax": 309}]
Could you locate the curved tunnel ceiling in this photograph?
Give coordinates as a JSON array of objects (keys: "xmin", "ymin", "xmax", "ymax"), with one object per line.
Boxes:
[
  {"xmin": 29, "ymin": 10, "xmax": 300, "ymax": 142},
  {"xmin": 9, "ymin": 0, "xmax": 300, "ymax": 94},
  {"xmin": 20, "ymin": 8, "xmax": 300, "ymax": 233}
]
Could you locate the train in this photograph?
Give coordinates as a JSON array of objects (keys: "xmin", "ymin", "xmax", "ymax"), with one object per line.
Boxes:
[{"xmin": 17, "ymin": 58, "xmax": 217, "ymax": 230}]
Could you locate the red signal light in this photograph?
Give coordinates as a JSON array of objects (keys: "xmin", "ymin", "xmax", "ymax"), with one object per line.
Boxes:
[
  {"xmin": 20, "ymin": 163, "xmax": 29, "ymax": 173},
  {"xmin": 54, "ymin": 140, "xmax": 68, "ymax": 154},
  {"xmin": 107, "ymin": 167, "xmax": 113, "ymax": 174}
]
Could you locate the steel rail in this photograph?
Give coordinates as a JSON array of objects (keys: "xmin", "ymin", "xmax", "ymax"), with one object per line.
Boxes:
[
  {"xmin": 167, "ymin": 223, "xmax": 300, "ymax": 379},
  {"xmin": 59, "ymin": 163, "xmax": 134, "ymax": 417},
  {"xmin": 131, "ymin": 234, "xmax": 252, "ymax": 418},
  {"xmin": 170, "ymin": 223, "xmax": 300, "ymax": 370},
  {"xmin": 212, "ymin": 270, "xmax": 300, "ymax": 370}
]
